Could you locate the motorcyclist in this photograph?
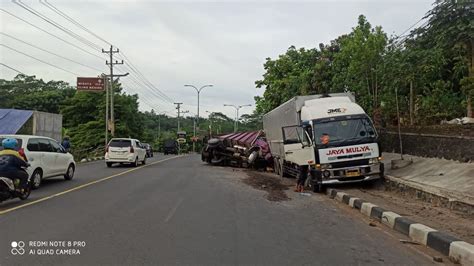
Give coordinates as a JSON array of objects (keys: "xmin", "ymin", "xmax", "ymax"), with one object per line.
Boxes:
[{"xmin": 0, "ymin": 138, "xmax": 29, "ymax": 192}]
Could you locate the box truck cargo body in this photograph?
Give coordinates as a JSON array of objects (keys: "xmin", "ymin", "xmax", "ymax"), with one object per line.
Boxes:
[{"xmin": 263, "ymin": 93, "xmax": 383, "ymax": 192}]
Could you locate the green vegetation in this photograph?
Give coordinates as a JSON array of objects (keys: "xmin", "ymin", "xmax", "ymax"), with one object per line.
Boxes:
[
  {"xmin": 255, "ymin": 0, "xmax": 473, "ymax": 125},
  {"xmin": 2, "ymin": 0, "xmax": 471, "ymax": 152},
  {"xmin": 0, "ymin": 75, "xmax": 258, "ymax": 153}
]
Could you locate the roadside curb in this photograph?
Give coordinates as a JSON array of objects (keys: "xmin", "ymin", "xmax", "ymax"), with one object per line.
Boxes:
[{"xmin": 327, "ymin": 188, "xmax": 474, "ymax": 265}]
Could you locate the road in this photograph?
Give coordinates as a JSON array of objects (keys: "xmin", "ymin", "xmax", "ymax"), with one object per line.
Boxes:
[{"xmin": 0, "ymin": 154, "xmax": 439, "ymax": 265}]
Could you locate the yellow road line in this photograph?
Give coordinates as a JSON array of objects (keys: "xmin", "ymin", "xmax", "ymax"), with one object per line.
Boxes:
[{"xmin": 0, "ymin": 156, "xmax": 183, "ymax": 216}]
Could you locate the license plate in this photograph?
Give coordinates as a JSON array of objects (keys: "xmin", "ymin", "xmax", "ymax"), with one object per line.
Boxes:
[{"xmin": 345, "ymin": 170, "xmax": 360, "ymax": 177}]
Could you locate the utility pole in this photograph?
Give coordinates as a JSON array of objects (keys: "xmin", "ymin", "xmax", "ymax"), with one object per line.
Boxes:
[
  {"xmin": 409, "ymin": 80, "xmax": 414, "ymax": 126},
  {"xmin": 102, "ymin": 45, "xmax": 128, "ymax": 137},
  {"xmin": 102, "ymin": 73, "xmax": 108, "ymax": 146},
  {"xmin": 175, "ymin": 103, "xmax": 183, "ymax": 132}
]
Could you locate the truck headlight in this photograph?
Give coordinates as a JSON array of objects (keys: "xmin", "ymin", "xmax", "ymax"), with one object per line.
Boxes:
[
  {"xmin": 369, "ymin": 157, "xmax": 379, "ymax": 164},
  {"xmin": 320, "ymin": 164, "xmax": 331, "ymax": 170}
]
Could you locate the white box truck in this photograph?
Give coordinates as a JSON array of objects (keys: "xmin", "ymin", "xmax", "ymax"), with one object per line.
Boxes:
[{"xmin": 263, "ymin": 93, "xmax": 384, "ymax": 192}]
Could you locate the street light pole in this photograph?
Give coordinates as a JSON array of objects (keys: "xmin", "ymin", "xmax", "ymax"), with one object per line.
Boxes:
[
  {"xmin": 185, "ymin": 84, "xmax": 213, "ymax": 152},
  {"xmin": 223, "ymin": 104, "xmax": 251, "ymax": 132},
  {"xmin": 184, "ymin": 84, "xmax": 214, "ymax": 127}
]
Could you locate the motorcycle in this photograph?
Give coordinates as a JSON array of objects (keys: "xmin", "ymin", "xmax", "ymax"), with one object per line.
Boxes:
[{"xmin": 0, "ymin": 166, "xmax": 31, "ymax": 203}]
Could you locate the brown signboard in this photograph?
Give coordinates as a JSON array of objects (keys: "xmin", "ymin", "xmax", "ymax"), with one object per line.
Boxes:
[{"xmin": 77, "ymin": 77, "xmax": 105, "ymax": 91}]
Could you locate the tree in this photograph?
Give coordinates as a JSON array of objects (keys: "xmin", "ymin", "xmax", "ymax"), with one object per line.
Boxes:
[
  {"xmin": 421, "ymin": 0, "xmax": 473, "ymax": 117},
  {"xmin": 331, "ymin": 15, "xmax": 387, "ymax": 114},
  {"xmin": 0, "ymin": 74, "xmax": 75, "ymax": 113}
]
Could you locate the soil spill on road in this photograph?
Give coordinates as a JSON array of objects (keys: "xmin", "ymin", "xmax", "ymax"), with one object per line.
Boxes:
[{"xmin": 243, "ymin": 170, "xmax": 291, "ymax": 201}]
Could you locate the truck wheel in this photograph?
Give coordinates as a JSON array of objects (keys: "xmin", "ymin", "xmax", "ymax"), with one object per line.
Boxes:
[
  {"xmin": 106, "ymin": 162, "xmax": 113, "ymax": 168},
  {"xmin": 133, "ymin": 157, "xmax": 139, "ymax": 167}
]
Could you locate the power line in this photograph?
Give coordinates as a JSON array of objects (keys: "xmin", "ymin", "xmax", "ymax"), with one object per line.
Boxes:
[
  {"xmin": 6, "ymin": 2, "xmax": 172, "ymax": 106},
  {"xmin": 119, "ymin": 52, "xmax": 174, "ymax": 103},
  {"xmin": 121, "ymin": 77, "xmax": 175, "ymax": 110},
  {"xmin": 115, "ymin": 65, "xmax": 174, "ymax": 105},
  {"xmin": 1, "ymin": 44, "xmax": 79, "ymax": 76},
  {"xmin": 1, "ymin": 32, "xmax": 103, "ymax": 73},
  {"xmin": 397, "ymin": 17, "xmax": 425, "ymax": 38},
  {"xmin": 13, "ymin": 0, "xmax": 102, "ymax": 51},
  {"xmin": 122, "ymin": 81, "xmax": 176, "ymax": 116},
  {"xmin": 40, "ymin": 0, "xmax": 112, "ymax": 46},
  {"xmin": 14, "ymin": 1, "xmax": 173, "ymax": 105},
  {"xmin": 0, "ymin": 8, "xmax": 103, "ymax": 60},
  {"xmin": 120, "ymin": 59, "xmax": 174, "ymax": 103},
  {"xmin": 393, "ymin": 19, "xmax": 430, "ymax": 47},
  {"xmin": 0, "ymin": 63, "xmax": 25, "ymax": 75}
]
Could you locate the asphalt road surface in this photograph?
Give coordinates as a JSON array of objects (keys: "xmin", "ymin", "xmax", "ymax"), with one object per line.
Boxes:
[{"xmin": 0, "ymin": 154, "xmax": 440, "ymax": 265}]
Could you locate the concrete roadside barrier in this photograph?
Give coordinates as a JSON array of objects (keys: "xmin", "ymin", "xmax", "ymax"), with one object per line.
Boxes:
[{"xmin": 327, "ymin": 188, "xmax": 474, "ymax": 265}]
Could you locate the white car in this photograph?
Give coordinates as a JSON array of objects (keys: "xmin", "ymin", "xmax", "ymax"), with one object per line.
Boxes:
[
  {"xmin": 0, "ymin": 135, "xmax": 76, "ymax": 189},
  {"xmin": 105, "ymin": 138, "xmax": 147, "ymax": 167}
]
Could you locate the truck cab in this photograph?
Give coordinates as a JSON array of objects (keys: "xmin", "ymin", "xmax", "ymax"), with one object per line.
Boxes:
[{"xmin": 279, "ymin": 96, "xmax": 384, "ymax": 191}]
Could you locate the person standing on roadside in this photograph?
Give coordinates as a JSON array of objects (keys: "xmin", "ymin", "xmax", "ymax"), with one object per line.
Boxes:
[{"xmin": 62, "ymin": 136, "xmax": 71, "ymax": 152}]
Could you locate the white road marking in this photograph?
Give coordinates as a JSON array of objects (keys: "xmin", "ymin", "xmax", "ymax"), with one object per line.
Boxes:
[
  {"xmin": 164, "ymin": 197, "xmax": 184, "ymax": 223},
  {"xmin": 0, "ymin": 156, "xmax": 183, "ymax": 216}
]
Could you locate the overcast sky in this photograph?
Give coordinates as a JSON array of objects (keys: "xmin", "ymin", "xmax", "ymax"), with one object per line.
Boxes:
[{"xmin": 1, "ymin": 0, "xmax": 433, "ymax": 118}]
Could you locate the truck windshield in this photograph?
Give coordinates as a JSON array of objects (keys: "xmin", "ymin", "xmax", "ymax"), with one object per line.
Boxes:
[{"xmin": 313, "ymin": 117, "xmax": 376, "ymax": 145}]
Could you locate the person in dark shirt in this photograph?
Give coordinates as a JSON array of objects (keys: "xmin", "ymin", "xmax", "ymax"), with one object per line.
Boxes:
[
  {"xmin": 62, "ymin": 136, "xmax": 71, "ymax": 152},
  {"xmin": 0, "ymin": 138, "xmax": 29, "ymax": 192}
]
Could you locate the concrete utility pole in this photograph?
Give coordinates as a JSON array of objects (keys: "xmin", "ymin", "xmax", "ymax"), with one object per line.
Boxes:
[
  {"xmin": 102, "ymin": 73, "xmax": 108, "ymax": 146},
  {"xmin": 174, "ymin": 103, "xmax": 183, "ymax": 132},
  {"xmin": 223, "ymin": 104, "xmax": 251, "ymax": 132},
  {"xmin": 158, "ymin": 111, "xmax": 167, "ymax": 139},
  {"xmin": 102, "ymin": 45, "xmax": 128, "ymax": 137}
]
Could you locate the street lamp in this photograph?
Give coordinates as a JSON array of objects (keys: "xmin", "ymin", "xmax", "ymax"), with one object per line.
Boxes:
[
  {"xmin": 223, "ymin": 104, "xmax": 251, "ymax": 132},
  {"xmin": 185, "ymin": 84, "xmax": 213, "ymax": 152},
  {"xmin": 184, "ymin": 84, "xmax": 213, "ymax": 128}
]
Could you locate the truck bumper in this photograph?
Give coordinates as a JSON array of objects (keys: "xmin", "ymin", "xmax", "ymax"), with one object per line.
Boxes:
[{"xmin": 311, "ymin": 163, "xmax": 384, "ymax": 185}]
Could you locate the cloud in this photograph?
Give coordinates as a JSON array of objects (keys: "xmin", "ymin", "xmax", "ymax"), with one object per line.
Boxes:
[{"xmin": 1, "ymin": 0, "xmax": 433, "ymax": 118}]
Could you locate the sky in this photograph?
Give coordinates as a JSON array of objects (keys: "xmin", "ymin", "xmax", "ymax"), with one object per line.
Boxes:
[{"xmin": 1, "ymin": 0, "xmax": 434, "ymax": 118}]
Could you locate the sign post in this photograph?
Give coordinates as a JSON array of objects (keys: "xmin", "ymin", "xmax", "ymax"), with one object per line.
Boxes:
[{"xmin": 77, "ymin": 77, "xmax": 105, "ymax": 92}]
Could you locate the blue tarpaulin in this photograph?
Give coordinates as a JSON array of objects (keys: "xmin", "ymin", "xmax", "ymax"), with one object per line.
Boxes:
[{"xmin": 0, "ymin": 109, "xmax": 33, "ymax": 134}]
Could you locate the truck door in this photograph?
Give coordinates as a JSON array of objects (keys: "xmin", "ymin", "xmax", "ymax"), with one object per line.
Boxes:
[{"xmin": 282, "ymin": 125, "xmax": 315, "ymax": 166}]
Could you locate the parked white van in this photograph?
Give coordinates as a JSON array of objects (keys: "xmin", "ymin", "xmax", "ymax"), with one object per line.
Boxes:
[
  {"xmin": 105, "ymin": 138, "xmax": 147, "ymax": 167},
  {"xmin": 0, "ymin": 135, "xmax": 76, "ymax": 189}
]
